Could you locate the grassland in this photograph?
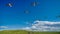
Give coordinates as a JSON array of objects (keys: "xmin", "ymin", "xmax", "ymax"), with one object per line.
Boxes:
[{"xmin": 0, "ymin": 30, "xmax": 60, "ymax": 34}]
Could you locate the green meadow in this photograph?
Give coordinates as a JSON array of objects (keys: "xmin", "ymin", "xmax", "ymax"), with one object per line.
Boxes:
[{"xmin": 0, "ymin": 30, "xmax": 60, "ymax": 34}]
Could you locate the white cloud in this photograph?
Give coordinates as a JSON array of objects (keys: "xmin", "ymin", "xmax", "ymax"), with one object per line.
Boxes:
[
  {"xmin": 32, "ymin": 25, "xmax": 36, "ymax": 28},
  {"xmin": 22, "ymin": 27, "xmax": 31, "ymax": 30},
  {"xmin": 23, "ymin": 20, "xmax": 60, "ymax": 31},
  {"xmin": 0, "ymin": 26, "xmax": 8, "ymax": 29}
]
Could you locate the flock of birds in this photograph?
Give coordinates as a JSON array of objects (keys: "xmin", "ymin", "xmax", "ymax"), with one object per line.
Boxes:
[
  {"xmin": 7, "ymin": 0, "xmax": 38, "ymax": 7},
  {"xmin": 6, "ymin": 0, "xmax": 60, "ymax": 18},
  {"xmin": 6, "ymin": 0, "xmax": 39, "ymax": 14}
]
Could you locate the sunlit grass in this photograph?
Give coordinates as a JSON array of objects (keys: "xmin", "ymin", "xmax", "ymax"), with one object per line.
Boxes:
[{"xmin": 0, "ymin": 30, "xmax": 60, "ymax": 34}]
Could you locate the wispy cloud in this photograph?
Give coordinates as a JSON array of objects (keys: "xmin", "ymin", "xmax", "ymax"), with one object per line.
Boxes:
[
  {"xmin": 23, "ymin": 20, "xmax": 60, "ymax": 31},
  {"xmin": 0, "ymin": 26, "xmax": 8, "ymax": 29}
]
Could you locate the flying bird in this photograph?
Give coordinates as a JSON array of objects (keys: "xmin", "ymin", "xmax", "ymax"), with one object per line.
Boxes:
[
  {"xmin": 6, "ymin": 0, "xmax": 16, "ymax": 7},
  {"xmin": 24, "ymin": 10, "xmax": 30, "ymax": 14},
  {"xmin": 31, "ymin": 1, "xmax": 39, "ymax": 7},
  {"xmin": 8, "ymin": 3, "xmax": 12, "ymax": 7},
  {"xmin": 6, "ymin": 3, "xmax": 13, "ymax": 7},
  {"xmin": 56, "ymin": 15, "xmax": 60, "ymax": 18}
]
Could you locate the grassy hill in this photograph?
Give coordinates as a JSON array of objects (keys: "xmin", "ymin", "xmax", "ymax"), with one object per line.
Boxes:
[{"xmin": 0, "ymin": 30, "xmax": 60, "ymax": 34}]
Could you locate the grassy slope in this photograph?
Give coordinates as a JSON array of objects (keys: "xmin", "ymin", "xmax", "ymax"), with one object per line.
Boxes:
[{"xmin": 0, "ymin": 30, "xmax": 60, "ymax": 34}]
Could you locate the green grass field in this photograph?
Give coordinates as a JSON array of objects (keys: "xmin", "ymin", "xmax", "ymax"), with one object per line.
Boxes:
[{"xmin": 0, "ymin": 30, "xmax": 60, "ymax": 34}]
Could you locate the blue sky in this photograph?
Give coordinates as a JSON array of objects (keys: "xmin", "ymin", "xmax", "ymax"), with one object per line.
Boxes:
[{"xmin": 0, "ymin": 0, "xmax": 60, "ymax": 31}]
